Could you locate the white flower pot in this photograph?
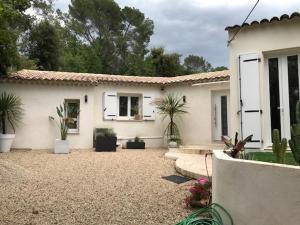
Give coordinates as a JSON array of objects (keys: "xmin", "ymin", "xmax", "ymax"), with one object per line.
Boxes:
[
  {"xmin": 168, "ymin": 141, "xmax": 178, "ymax": 148},
  {"xmin": 54, "ymin": 139, "xmax": 69, "ymax": 154},
  {"xmin": 0, "ymin": 134, "xmax": 15, "ymax": 153}
]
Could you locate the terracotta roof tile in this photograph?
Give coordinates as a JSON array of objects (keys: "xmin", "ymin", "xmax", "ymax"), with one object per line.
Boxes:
[
  {"xmin": 225, "ymin": 12, "xmax": 300, "ymax": 31},
  {"xmin": 2, "ymin": 69, "xmax": 230, "ymax": 86}
]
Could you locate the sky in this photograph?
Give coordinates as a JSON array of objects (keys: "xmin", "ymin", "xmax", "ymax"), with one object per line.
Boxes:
[{"xmin": 54, "ymin": 0, "xmax": 300, "ymax": 67}]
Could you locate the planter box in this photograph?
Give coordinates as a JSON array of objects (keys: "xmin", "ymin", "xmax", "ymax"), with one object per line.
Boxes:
[
  {"xmin": 126, "ymin": 142, "xmax": 145, "ymax": 149},
  {"xmin": 54, "ymin": 139, "xmax": 69, "ymax": 154},
  {"xmin": 96, "ymin": 136, "xmax": 117, "ymax": 152},
  {"xmin": 0, "ymin": 134, "xmax": 15, "ymax": 153},
  {"xmin": 213, "ymin": 150, "xmax": 300, "ymax": 225}
]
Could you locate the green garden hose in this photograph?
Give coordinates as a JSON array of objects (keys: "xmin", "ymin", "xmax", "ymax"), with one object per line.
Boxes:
[{"xmin": 175, "ymin": 203, "xmax": 234, "ymax": 225}]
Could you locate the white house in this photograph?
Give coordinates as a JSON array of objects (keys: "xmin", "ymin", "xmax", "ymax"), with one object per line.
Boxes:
[
  {"xmin": 227, "ymin": 12, "xmax": 300, "ymax": 149},
  {"xmin": 0, "ymin": 69, "xmax": 230, "ymax": 149}
]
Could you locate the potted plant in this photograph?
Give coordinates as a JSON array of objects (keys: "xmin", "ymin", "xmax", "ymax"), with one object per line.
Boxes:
[
  {"xmin": 126, "ymin": 136, "xmax": 145, "ymax": 149},
  {"xmin": 154, "ymin": 94, "xmax": 187, "ymax": 148},
  {"xmin": 49, "ymin": 103, "xmax": 78, "ymax": 154},
  {"xmin": 184, "ymin": 178, "xmax": 211, "ymax": 208},
  {"xmin": 132, "ymin": 105, "xmax": 141, "ymax": 120},
  {"xmin": 95, "ymin": 128, "xmax": 117, "ymax": 152},
  {"xmin": 0, "ymin": 92, "xmax": 24, "ymax": 153}
]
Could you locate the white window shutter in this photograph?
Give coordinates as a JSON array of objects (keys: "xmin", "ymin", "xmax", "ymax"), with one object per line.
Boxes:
[
  {"xmin": 143, "ymin": 95, "xmax": 155, "ymax": 121},
  {"xmin": 103, "ymin": 92, "xmax": 117, "ymax": 120},
  {"xmin": 239, "ymin": 53, "xmax": 262, "ymax": 148}
]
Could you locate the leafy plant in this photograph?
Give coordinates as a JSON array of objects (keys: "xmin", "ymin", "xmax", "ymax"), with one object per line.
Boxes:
[
  {"xmin": 289, "ymin": 101, "xmax": 300, "ymax": 166},
  {"xmin": 155, "ymin": 94, "xmax": 187, "ymax": 142},
  {"xmin": 223, "ymin": 132, "xmax": 253, "ymax": 158},
  {"xmin": 95, "ymin": 128, "xmax": 116, "ymax": 138},
  {"xmin": 49, "ymin": 103, "xmax": 78, "ymax": 140},
  {"xmin": 184, "ymin": 178, "xmax": 211, "ymax": 208},
  {"xmin": 272, "ymin": 129, "xmax": 287, "ymax": 164},
  {"xmin": 133, "ymin": 136, "xmax": 144, "ymax": 143},
  {"xmin": 0, "ymin": 92, "xmax": 24, "ymax": 134}
]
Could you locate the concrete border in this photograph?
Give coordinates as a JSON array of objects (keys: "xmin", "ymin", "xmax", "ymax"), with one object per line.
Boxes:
[{"xmin": 212, "ymin": 150, "xmax": 300, "ymax": 225}]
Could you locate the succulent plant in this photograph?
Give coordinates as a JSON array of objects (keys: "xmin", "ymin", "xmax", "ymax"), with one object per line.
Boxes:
[
  {"xmin": 272, "ymin": 129, "xmax": 287, "ymax": 164},
  {"xmin": 289, "ymin": 101, "xmax": 300, "ymax": 166}
]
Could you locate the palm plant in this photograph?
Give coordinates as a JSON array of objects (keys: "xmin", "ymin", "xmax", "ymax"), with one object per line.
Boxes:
[
  {"xmin": 0, "ymin": 92, "xmax": 24, "ymax": 134},
  {"xmin": 155, "ymin": 94, "xmax": 188, "ymax": 142}
]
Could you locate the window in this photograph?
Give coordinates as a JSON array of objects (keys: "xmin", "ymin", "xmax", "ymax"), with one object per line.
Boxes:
[
  {"xmin": 65, "ymin": 99, "xmax": 80, "ymax": 133},
  {"xmin": 118, "ymin": 95, "xmax": 141, "ymax": 119}
]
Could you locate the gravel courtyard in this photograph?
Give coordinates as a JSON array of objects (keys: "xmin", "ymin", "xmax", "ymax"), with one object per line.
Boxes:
[{"xmin": 0, "ymin": 149, "xmax": 193, "ymax": 225}]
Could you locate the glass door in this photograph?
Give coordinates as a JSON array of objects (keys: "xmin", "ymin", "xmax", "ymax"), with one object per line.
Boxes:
[{"xmin": 268, "ymin": 54, "xmax": 300, "ymax": 139}]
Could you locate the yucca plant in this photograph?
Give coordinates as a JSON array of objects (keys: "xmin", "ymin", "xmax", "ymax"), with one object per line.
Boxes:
[
  {"xmin": 0, "ymin": 92, "xmax": 24, "ymax": 134},
  {"xmin": 155, "ymin": 94, "xmax": 188, "ymax": 142}
]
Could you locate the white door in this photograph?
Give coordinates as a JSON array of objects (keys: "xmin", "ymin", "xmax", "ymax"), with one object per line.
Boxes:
[
  {"xmin": 213, "ymin": 91, "xmax": 230, "ymax": 141},
  {"xmin": 267, "ymin": 54, "xmax": 300, "ymax": 140},
  {"xmin": 239, "ymin": 53, "xmax": 262, "ymax": 148}
]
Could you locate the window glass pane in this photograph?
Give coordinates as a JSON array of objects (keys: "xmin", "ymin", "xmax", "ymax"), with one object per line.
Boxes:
[
  {"xmin": 66, "ymin": 101, "xmax": 79, "ymax": 129},
  {"xmin": 268, "ymin": 58, "xmax": 281, "ymax": 135},
  {"xmin": 130, "ymin": 97, "xmax": 139, "ymax": 116},
  {"xmin": 288, "ymin": 55, "xmax": 299, "ymax": 126},
  {"xmin": 221, "ymin": 96, "xmax": 228, "ymax": 136},
  {"xmin": 119, "ymin": 96, "xmax": 128, "ymax": 116}
]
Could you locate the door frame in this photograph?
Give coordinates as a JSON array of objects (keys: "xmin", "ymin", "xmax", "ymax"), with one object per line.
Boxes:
[
  {"xmin": 212, "ymin": 90, "xmax": 230, "ymax": 141},
  {"xmin": 265, "ymin": 53, "xmax": 300, "ymax": 143}
]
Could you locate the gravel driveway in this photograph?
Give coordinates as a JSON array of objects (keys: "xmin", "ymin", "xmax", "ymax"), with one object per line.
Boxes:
[{"xmin": 0, "ymin": 149, "xmax": 192, "ymax": 225}]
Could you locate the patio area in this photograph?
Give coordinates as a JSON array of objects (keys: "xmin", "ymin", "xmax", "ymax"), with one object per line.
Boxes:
[{"xmin": 0, "ymin": 149, "xmax": 193, "ymax": 225}]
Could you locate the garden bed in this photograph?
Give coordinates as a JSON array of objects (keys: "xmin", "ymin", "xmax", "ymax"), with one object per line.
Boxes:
[{"xmin": 247, "ymin": 151, "xmax": 296, "ymax": 165}]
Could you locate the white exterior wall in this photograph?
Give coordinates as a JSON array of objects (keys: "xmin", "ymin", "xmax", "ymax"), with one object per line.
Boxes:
[
  {"xmin": 165, "ymin": 82, "xmax": 230, "ymax": 145},
  {"xmin": 0, "ymin": 83, "xmax": 95, "ymax": 149},
  {"xmin": 228, "ymin": 18, "xmax": 300, "ymax": 147},
  {"xmin": 213, "ymin": 151, "xmax": 300, "ymax": 225},
  {"xmin": 0, "ymin": 79, "xmax": 229, "ymax": 149},
  {"xmin": 93, "ymin": 84, "xmax": 165, "ymax": 148}
]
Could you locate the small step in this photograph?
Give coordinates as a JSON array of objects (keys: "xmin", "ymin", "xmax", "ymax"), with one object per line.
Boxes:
[{"xmin": 177, "ymin": 144, "xmax": 224, "ymax": 155}]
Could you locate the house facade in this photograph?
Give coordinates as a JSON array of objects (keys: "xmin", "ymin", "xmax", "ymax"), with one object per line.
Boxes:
[
  {"xmin": 227, "ymin": 12, "xmax": 300, "ymax": 149},
  {"xmin": 0, "ymin": 70, "xmax": 230, "ymax": 149}
]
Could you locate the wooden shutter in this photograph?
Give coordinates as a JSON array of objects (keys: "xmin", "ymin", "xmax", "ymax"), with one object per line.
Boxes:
[
  {"xmin": 143, "ymin": 95, "xmax": 155, "ymax": 121},
  {"xmin": 103, "ymin": 92, "xmax": 117, "ymax": 120},
  {"xmin": 239, "ymin": 53, "xmax": 262, "ymax": 148}
]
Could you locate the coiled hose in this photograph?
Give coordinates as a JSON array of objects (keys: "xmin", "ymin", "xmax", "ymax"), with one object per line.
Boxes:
[{"xmin": 175, "ymin": 203, "xmax": 234, "ymax": 225}]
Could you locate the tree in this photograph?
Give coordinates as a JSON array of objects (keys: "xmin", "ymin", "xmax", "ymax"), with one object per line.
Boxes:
[
  {"xmin": 147, "ymin": 47, "xmax": 184, "ymax": 77},
  {"xmin": 0, "ymin": 0, "xmax": 32, "ymax": 75},
  {"xmin": 25, "ymin": 20, "xmax": 60, "ymax": 71},
  {"xmin": 212, "ymin": 66, "xmax": 228, "ymax": 71},
  {"xmin": 183, "ymin": 55, "xmax": 213, "ymax": 74},
  {"xmin": 67, "ymin": 0, "xmax": 154, "ymax": 74}
]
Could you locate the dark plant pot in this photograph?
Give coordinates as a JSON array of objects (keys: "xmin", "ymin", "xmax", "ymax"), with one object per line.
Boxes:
[
  {"xmin": 96, "ymin": 136, "xmax": 117, "ymax": 152},
  {"xmin": 126, "ymin": 142, "xmax": 145, "ymax": 149}
]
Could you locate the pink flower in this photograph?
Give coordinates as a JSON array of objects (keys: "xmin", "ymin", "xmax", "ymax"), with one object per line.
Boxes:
[{"xmin": 197, "ymin": 178, "xmax": 209, "ymax": 185}]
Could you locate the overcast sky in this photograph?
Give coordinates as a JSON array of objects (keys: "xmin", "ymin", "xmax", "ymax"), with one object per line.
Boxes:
[{"xmin": 54, "ymin": 0, "xmax": 300, "ymax": 67}]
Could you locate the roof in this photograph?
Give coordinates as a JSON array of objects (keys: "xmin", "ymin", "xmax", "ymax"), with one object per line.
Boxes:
[
  {"xmin": 225, "ymin": 12, "xmax": 300, "ymax": 31},
  {"xmin": 1, "ymin": 69, "xmax": 230, "ymax": 86}
]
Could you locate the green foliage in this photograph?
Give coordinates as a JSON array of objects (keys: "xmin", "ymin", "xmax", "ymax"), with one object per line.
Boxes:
[
  {"xmin": 247, "ymin": 152, "xmax": 297, "ymax": 166},
  {"xmin": 146, "ymin": 48, "xmax": 184, "ymax": 77},
  {"xmin": 183, "ymin": 55, "xmax": 212, "ymax": 74},
  {"xmin": 67, "ymin": 0, "xmax": 154, "ymax": 74},
  {"xmin": 272, "ymin": 129, "xmax": 287, "ymax": 164},
  {"xmin": 25, "ymin": 20, "xmax": 60, "ymax": 71},
  {"xmin": 289, "ymin": 101, "xmax": 300, "ymax": 166},
  {"xmin": 155, "ymin": 94, "xmax": 188, "ymax": 141},
  {"xmin": 211, "ymin": 66, "xmax": 228, "ymax": 71},
  {"xmin": 95, "ymin": 128, "xmax": 116, "ymax": 138},
  {"xmin": 0, "ymin": 0, "xmax": 32, "ymax": 75},
  {"xmin": 50, "ymin": 102, "xmax": 79, "ymax": 140},
  {"xmin": 0, "ymin": 92, "xmax": 24, "ymax": 134}
]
